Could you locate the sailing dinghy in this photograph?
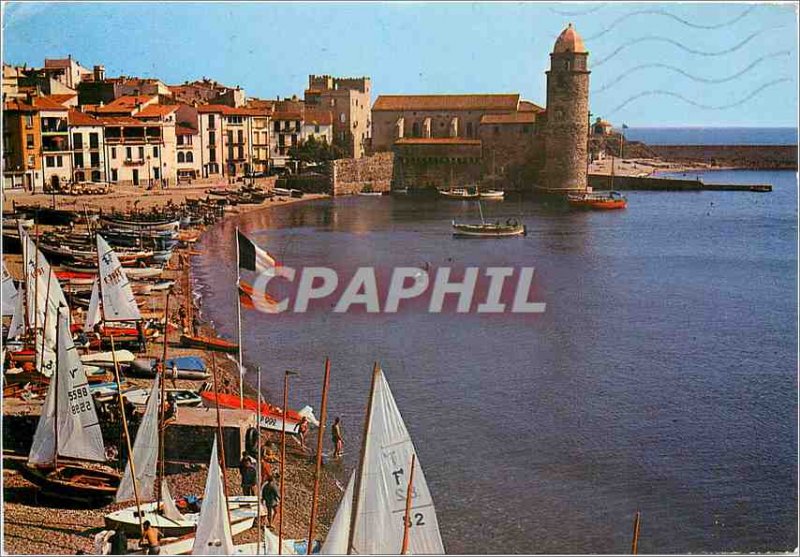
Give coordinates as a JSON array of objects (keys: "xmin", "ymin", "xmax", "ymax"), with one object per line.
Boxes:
[{"xmin": 20, "ymin": 307, "xmax": 121, "ymax": 503}]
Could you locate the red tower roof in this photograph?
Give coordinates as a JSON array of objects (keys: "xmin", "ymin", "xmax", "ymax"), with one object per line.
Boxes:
[{"xmin": 553, "ymin": 23, "xmax": 587, "ymax": 54}]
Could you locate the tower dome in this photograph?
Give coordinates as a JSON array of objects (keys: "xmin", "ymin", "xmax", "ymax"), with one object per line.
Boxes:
[{"xmin": 553, "ymin": 23, "xmax": 587, "ymax": 54}]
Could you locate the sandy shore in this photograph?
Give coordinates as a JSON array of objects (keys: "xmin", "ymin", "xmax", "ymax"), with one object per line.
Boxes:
[
  {"xmin": 589, "ymin": 157, "xmax": 715, "ymax": 177},
  {"xmin": 2, "ymin": 185, "xmax": 337, "ymax": 554}
]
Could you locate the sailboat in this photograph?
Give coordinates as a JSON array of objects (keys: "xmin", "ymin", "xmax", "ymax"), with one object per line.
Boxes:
[
  {"xmin": 105, "ymin": 376, "xmax": 260, "ymax": 537},
  {"xmin": 20, "ymin": 306, "xmax": 121, "ymax": 503},
  {"xmin": 291, "ymin": 366, "xmax": 445, "ymax": 555},
  {"xmin": 191, "ymin": 438, "xmax": 235, "ymax": 555}
]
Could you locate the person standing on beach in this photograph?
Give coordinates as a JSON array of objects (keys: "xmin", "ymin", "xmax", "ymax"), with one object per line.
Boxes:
[
  {"xmin": 295, "ymin": 416, "xmax": 309, "ymax": 450},
  {"xmin": 136, "ymin": 321, "xmax": 147, "ymax": 353},
  {"xmin": 261, "ymin": 477, "xmax": 280, "ymax": 528},
  {"xmin": 240, "ymin": 452, "xmax": 257, "ymax": 496},
  {"xmin": 139, "ymin": 521, "xmax": 162, "ymax": 555},
  {"xmin": 332, "ymin": 417, "xmax": 344, "ymax": 459}
]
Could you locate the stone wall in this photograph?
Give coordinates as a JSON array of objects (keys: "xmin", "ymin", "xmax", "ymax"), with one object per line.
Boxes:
[
  {"xmin": 331, "ymin": 152, "xmax": 394, "ymax": 195},
  {"xmin": 649, "ymin": 145, "xmax": 798, "ymax": 170}
]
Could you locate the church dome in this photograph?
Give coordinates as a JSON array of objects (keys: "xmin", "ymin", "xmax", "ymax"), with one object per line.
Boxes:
[{"xmin": 553, "ymin": 23, "xmax": 587, "ymax": 54}]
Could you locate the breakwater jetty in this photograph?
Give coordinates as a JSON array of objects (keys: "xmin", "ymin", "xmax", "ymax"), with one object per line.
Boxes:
[{"xmin": 589, "ymin": 173, "xmax": 773, "ymax": 192}]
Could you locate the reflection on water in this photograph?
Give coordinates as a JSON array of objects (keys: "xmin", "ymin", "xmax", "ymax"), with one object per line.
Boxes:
[{"xmin": 193, "ymin": 171, "xmax": 797, "ymax": 554}]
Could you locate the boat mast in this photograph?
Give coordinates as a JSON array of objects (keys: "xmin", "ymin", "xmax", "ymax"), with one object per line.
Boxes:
[
  {"xmin": 400, "ymin": 453, "xmax": 417, "ymax": 555},
  {"xmin": 210, "ymin": 351, "xmax": 233, "ymax": 528},
  {"xmin": 306, "ymin": 357, "xmax": 331, "ymax": 554},
  {"xmin": 111, "ymin": 335, "xmax": 145, "ymax": 536},
  {"xmin": 347, "ymin": 362, "xmax": 381, "ymax": 555},
  {"xmin": 256, "ymin": 365, "xmax": 263, "ymax": 556},
  {"xmin": 53, "ymin": 305, "xmax": 60, "ymax": 470},
  {"xmin": 156, "ymin": 289, "xmax": 171, "ymax": 510},
  {"xmin": 477, "ymin": 201, "xmax": 485, "ymax": 225},
  {"xmin": 235, "ymin": 226, "xmax": 244, "ymax": 410},
  {"xmin": 279, "ymin": 369, "xmax": 297, "ymax": 555},
  {"xmin": 38, "ymin": 269, "xmax": 53, "ymax": 375},
  {"xmin": 631, "ymin": 510, "xmax": 641, "ymax": 554}
]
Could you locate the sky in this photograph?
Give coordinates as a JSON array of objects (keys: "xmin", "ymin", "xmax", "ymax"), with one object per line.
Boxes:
[{"xmin": 3, "ymin": 1, "xmax": 798, "ymax": 127}]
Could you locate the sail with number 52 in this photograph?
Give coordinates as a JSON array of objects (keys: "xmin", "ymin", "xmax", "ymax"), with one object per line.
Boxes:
[{"xmin": 349, "ymin": 368, "xmax": 445, "ymax": 555}]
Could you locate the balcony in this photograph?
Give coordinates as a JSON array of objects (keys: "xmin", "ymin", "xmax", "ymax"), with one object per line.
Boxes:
[{"xmin": 123, "ymin": 159, "xmax": 145, "ymax": 166}]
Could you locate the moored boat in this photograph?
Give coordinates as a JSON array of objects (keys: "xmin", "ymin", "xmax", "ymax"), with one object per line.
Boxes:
[
  {"xmin": 452, "ymin": 219, "xmax": 527, "ymax": 237},
  {"xmin": 129, "ymin": 356, "xmax": 210, "ymax": 380},
  {"xmin": 438, "ymin": 186, "xmax": 479, "ymax": 199},
  {"xmin": 201, "ymin": 390, "xmax": 318, "ymax": 432},
  {"xmin": 179, "ymin": 333, "xmax": 238, "ymax": 353},
  {"xmin": 567, "ymin": 190, "xmax": 627, "ymax": 210}
]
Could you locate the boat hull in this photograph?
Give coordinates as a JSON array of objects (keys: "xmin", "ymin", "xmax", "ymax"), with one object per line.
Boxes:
[
  {"xmin": 179, "ymin": 334, "xmax": 238, "ymax": 354},
  {"xmin": 19, "ymin": 464, "xmax": 121, "ymax": 504},
  {"xmin": 201, "ymin": 391, "xmax": 318, "ymax": 432}
]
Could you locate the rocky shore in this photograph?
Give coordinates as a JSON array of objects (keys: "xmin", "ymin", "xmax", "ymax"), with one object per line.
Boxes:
[{"xmin": 1, "ymin": 182, "xmax": 340, "ymax": 555}]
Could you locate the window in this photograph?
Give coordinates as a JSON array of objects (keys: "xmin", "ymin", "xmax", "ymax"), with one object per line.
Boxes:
[
  {"xmin": 46, "ymin": 156, "xmax": 55, "ymax": 167},
  {"xmin": 26, "ymin": 134, "xmax": 34, "ymax": 149},
  {"xmin": 111, "ymin": 147, "xmax": 117, "ymax": 159},
  {"xmin": 238, "ymin": 146, "xmax": 244, "ymax": 159},
  {"xmin": 466, "ymin": 122, "xmax": 473, "ymax": 137},
  {"xmin": 208, "ymin": 114, "xmax": 215, "ymax": 129},
  {"xmin": 291, "ymin": 134, "xmax": 297, "ymax": 147},
  {"xmin": 295, "ymin": 121, "xmax": 301, "ymax": 132},
  {"xmin": 138, "ymin": 146, "xmax": 144, "ymax": 158},
  {"xmin": 237, "ymin": 130, "xmax": 243, "ymax": 143},
  {"xmin": 74, "ymin": 153, "xmax": 84, "ymax": 168},
  {"xmin": 153, "ymin": 167, "xmax": 160, "ymax": 179},
  {"xmin": 25, "ymin": 114, "xmax": 33, "ymax": 127},
  {"xmin": 227, "ymin": 130, "xmax": 234, "ymax": 144},
  {"xmin": 89, "ymin": 133, "xmax": 99, "ymax": 148},
  {"xmin": 111, "ymin": 168, "xmax": 118, "ymax": 182},
  {"xmin": 177, "ymin": 152, "xmax": 185, "ymax": 163},
  {"xmin": 209, "ymin": 131, "xmax": 216, "ymax": 144},
  {"xmin": 177, "ymin": 135, "xmax": 184, "ymax": 146},
  {"xmin": 278, "ymin": 135, "xmax": 285, "ymax": 147},
  {"xmin": 56, "ymin": 156, "xmax": 63, "ymax": 167},
  {"xmin": 91, "ymin": 170, "xmax": 101, "ymax": 182},
  {"xmin": 315, "ymin": 124, "xmax": 320, "ymax": 133},
  {"xmin": 274, "ymin": 121, "xmax": 280, "ymax": 132},
  {"xmin": 186, "ymin": 152, "xmax": 193, "ymax": 163},
  {"xmin": 72, "ymin": 133, "xmax": 83, "ymax": 149},
  {"xmin": 153, "ymin": 146, "xmax": 159, "ymax": 157},
  {"xmin": 412, "ymin": 122, "xmax": 420, "ymax": 137},
  {"xmin": 126, "ymin": 147, "xmax": 132, "ymax": 159},
  {"xmin": 209, "ymin": 148, "xmax": 216, "ymax": 163},
  {"xmin": 90, "ymin": 152, "xmax": 100, "ymax": 167}
]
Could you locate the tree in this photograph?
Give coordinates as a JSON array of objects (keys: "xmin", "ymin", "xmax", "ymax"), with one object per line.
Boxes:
[{"xmin": 288, "ymin": 136, "xmax": 344, "ymax": 174}]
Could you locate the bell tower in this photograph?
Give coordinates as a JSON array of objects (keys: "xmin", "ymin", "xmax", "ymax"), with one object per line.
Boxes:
[{"xmin": 540, "ymin": 24, "xmax": 590, "ymax": 193}]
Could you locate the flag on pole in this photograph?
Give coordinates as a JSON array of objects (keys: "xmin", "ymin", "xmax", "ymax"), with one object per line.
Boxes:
[
  {"xmin": 237, "ymin": 230, "xmax": 277, "ymax": 273},
  {"xmin": 239, "ymin": 280, "xmax": 280, "ymax": 313}
]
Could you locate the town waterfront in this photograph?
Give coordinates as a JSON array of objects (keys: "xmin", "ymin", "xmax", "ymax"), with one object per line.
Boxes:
[{"xmin": 192, "ymin": 169, "xmax": 797, "ymax": 554}]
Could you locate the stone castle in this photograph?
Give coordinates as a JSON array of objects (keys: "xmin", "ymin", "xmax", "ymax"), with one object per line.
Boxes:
[{"xmin": 371, "ymin": 24, "xmax": 590, "ymax": 193}]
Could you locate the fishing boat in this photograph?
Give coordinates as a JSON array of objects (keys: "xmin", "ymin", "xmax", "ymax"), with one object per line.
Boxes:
[
  {"xmin": 99, "ymin": 215, "xmax": 181, "ymax": 233},
  {"xmin": 438, "ymin": 186, "xmax": 479, "ymax": 199},
  {"xmin": 129, "ymin": 356, "xmax": 210, "ymax": 380},
  {"xmin": 179, "ymin": 333, "xmax": 238, "ymax": 354},
  {"xmin": 21, "ymin": 307, "xmax": 121, "ymax": 503},
  {"xmin": 61, "ymin": 264, "xmax": 164, "ymax": 280},
  {"xmin": 567, "ymin": 190, "xmax": 627, "ymax": 210},
  {"xmin": 451, "ymin": 200, "xmax": 526, "ymax": 238},
  {"xmin": 201, "ymin": 391, "xmax": 319, "ymax": 432}
]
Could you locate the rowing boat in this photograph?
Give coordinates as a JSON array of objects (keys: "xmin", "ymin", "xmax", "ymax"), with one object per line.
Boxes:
[{"xmin": 179, "ymin": 334, "xmax": 238, "ymax": 354}]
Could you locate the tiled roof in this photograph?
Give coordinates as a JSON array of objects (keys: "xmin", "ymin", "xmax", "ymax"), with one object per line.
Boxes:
[
  {"xmin": 480, "ymin": 112, "xmax": 536, "ymax": 125},
  {"xmin": 272, "ymin": 111, "xmax": 303, "ymax": 121},
  {"xmin": 32, "ymin": 96, "xmax": 69, "ymax": 111},
  {"xmin": 196, "ymin": 104, "xmax": 269, "ymax": 116},
  {"xmin": 374, "ymin": 94, "xmax": 520, "ymax": 112},
  {"xmin": 95, "ymin": 95, "xmax": 158, "ymax": 113},
  {"xmin": 395, "ymin": 138, "xmax": 482, "ymax": 145},
  {"xmin": 135, "ymin": 104, "xmax": 178, "ymax": 118},
  {"xmin": 553, "ymin": 23, "xmax": 587, "ymax": 54},
  {"xmin": 97, "ymin": 116, "xmax": 146, "ymax": 127},
  {"xmin": 176, "ymin": 125, "xmax": 198, "ymax": 136},
  {"xmin": 68, "ymin": 109, "xmax": 101, "ymax": 126},
  {"xmin": 46, "ymin": 93, "xmax": 78, "ymax": 106},
  {"xmin": 4, "ymin": 100, "xmax": 36, "ymax": 112},
  {"xmin": 44, "ymin": 58, "xmax": 72, "ymax": 69},
  {"xmin": 303, "ymin": 109, "xmax": 333, "ymax": 126},
  {"xmin": 518, "ymin": 100, "xmax": 545, "ymax": 113}
]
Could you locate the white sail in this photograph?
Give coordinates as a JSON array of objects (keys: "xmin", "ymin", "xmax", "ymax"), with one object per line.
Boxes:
[
  {"xmin": 2, "ymin": 263, "xmax": 18, "ymax": 316},
  {"xmin": 7, "ymin": 287, "xmax": 25, "ymax": 339},
  {"xmin": 84, "ymin": 279, "xmax": 101, "ymax": 332},
  {"xmin": 320, "ymin": 472, "xmax": 355, "ymax": 555},
  {"xmin": 161, "ymin": 478, "xmax": 184, "ymax": 522},
  {"xmin": 28, "ymin": 307, "xmax": 106, "ymax": 465},
  {"xmin": 20, "ymin": 228, "xmax": 68, "ymax": 376},
  {"xmin": 97, "ymin": 234, "xmax": 142, "ymax": 322},
  {"xmin": 350, "ymin": 369, "xmax": 445, "ymax": 555},
  {"xmin": 192, "ymin": 438, "xmax": 234, "ymax": 555},
  {"xmin": 116, "ymin": 375, "xmax": 160, "ymax": 503}
]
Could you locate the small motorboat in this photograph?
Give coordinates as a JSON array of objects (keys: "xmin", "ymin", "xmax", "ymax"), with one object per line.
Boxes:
[
  {"xmin": 567, "ymin": 191, "xmax": 627, "ymax": 210},
  {"xmin": 202, "ymin": 391, "xmax": 318, "ymax": 433},
  {"xmin": 129, "ymin": 356, "xmax": 210, "ymax": 380},
  {"xmin": 124, "ymin": 388, "xmax": 204, "ymax": 408},
  {"xmin": 479, "ymin": 189, "xmax": 505, "ymax": 200},
  {"xmin": 179, "ymin": 334, "xmax": 238, "ymax": 354},
  {"xmin": 438, "ymin": 186, "xmax": 479, "ymax": 199}
]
